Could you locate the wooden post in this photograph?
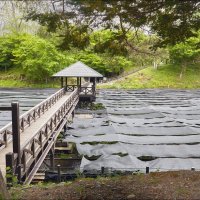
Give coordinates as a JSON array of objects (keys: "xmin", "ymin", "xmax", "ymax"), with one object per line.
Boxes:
[
  {"xmin": 63, "ymin": 124, "xmax": 67, "ymax": 133},
  {"xmin": 61, "ymin": 77, "xmax": 64, "ymax": 88},
  {"xmin": 11, "ymin": 102, "xmax": 21, "ymax": 166},
  {"xmin": 3, "ymin": 131, "xmax": 8, "ymax": 147},
  {"xmin": 92, "ymin": 78, "xmax": 96, "ymax": 96},
  {"xmin": 6, "ymin": 153, "xmax": 14, "ymax": 186},
  {"xmin": 101, "ymin": 167, "xmax": 105, "ymax": 175},
  {"xmin": 72, "ymin": 111, "xmax": 75, "ymax": 119},
  {"xmin": 50, "ymin": 147, "xmax": 55, "ymax": 171},
  {"xmin": 146, "ymin": 166, "xmax": 149, "ymax": 174},
  {"xmin": 77, "ymin": 77, "xmax": 79, "ymax": 86},
  {"xmin": 80, "ymin": 77, "xmax": 82, "ymax": 86},
  {"xmin": 57, "ymin": 165, "xmax": 61, "ymax": 183},
  {"xmin": 94, "ymin": 78, "xmax": 96, "ymax": 87},
  {"xmin": 77, "ymin": 77, "xmax": 80, "ymax": 92},
  {"xmin": 17, "ymin": 165, "xmax": 22, "ymax": 184}
]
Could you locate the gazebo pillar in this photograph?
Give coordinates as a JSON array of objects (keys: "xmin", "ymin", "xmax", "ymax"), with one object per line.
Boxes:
[
  {"xmin": 61, "ymin": 77, "xmax": 64, "ymax": 88},
  {"xmin": 77, "ymin": 77, "xmax": 79, "ymax": 86},
  {"xmin": 77, "ymin": 77, "xmax": 80, "ymax": 92},
  {"xmin": 93, "ymin": 78, "xmax": 96, "ymax": 95},
  {"xmin": 65, "ymin": 77, "xmax": 68, "ymax": 87}
]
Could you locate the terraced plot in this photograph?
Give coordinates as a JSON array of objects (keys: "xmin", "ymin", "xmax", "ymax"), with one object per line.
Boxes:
[{"xmin": 66, "ymin": 89, "xmax": 200, "ymax": 172}]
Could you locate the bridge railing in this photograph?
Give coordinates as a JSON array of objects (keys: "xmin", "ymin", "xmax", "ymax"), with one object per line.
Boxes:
[
  {"xmin": 19, "ymin": 88, "xmax": 65, "ymax": 132},
  {"xmin": 66, "ymin": 84, "xmax": 95, "ymax": 96},
  {"xmin": 17, "ymin": 88, "xmax": 79, "ymax": 181},
  {"xmin": 0, "ymin": 88, "xmax": 66, "ymax": 149},
  {"xmin": 65, "ymin": 85, "xmax": 78, "ymax": 92},
  {"xmin": 79, "ymin": 86, "xmax": 95, "ymax": 96}
]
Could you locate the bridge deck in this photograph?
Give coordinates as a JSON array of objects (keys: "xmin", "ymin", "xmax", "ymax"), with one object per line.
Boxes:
[{"xmin": 0, "ymin": 92, "xmax": 71, "ymax": 179}]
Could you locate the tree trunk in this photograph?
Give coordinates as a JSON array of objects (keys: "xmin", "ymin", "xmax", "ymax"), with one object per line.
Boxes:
[
  {"xmin": 153, "ymin": 59, "xmax": 158, "ymax": 70},
  {"xmin": 179, "ymin": 63, "xmax": 186, "ymax": 79}
]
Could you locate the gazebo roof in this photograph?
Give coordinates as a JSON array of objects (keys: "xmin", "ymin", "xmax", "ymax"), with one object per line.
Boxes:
[{"xmin": 53, "ymin": 61, "xmax": 103, "ymax": 78}]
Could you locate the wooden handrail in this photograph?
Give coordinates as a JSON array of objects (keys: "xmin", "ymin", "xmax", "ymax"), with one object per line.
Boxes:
[
  {"xmin": 17, "ymin": 89, "xmax": 79, "ymax": 178},
  {"xmin": 66, "ymin": 84, "xmax": 95, "ymax": 96},
  {"xmin": 0, "ymin": 88, "xmax": 65, "ymax": 149}
]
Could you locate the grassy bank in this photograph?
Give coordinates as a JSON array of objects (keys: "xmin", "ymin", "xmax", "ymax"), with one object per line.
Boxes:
[
  {"xmin": 10, "ymin": 171, "xmax": 200, "ymax": 200},
  {"xmin": 100, "ymin": 64, "xmax": 200, "ymax": 89},
  {"xmin": 0, "ymin": 68, "xmax": 59, "ymax": 88}
]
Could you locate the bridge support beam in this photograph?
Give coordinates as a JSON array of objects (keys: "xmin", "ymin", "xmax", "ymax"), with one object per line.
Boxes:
[
  {"xmin": 72, "ymin": 111, "xmax": 75, "ymax": 119},
  {"xmin": 49, "ymin": 146, "xmax": 55, "ymax": 171},
  {"xmin": 63, "ymin": 124, "xmax": 67, "ymax": 133}
]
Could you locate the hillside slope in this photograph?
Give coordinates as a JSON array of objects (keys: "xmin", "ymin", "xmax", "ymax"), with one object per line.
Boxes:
[
  {"xmin": 0, "ymin": 68, "xmax": 59, "ymax": 88},
  {"xmin": 1, "ymin": 64, "xmax": 200, "ymax": 89},
  {"xmin": 100, "ymin": 64, "xmax": 200, "ymax": 89}
]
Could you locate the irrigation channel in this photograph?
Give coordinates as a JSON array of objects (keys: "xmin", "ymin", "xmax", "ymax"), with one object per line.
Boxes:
[{"xmin": 1, "ymin": 88, "xmax": 200, "ymax": 180}]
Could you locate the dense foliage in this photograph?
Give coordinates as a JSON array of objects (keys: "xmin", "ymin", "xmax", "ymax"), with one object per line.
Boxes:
[
  {"xmin": 0, "ymin": 35, "xmax": 23, "ymax": 70},
  {"xmin": 90, "ymin": 30, "xmax": 128, "ymax": 56},
  {"xmin": 27, "ymin": 0, "xmax": 200, "ymax": 47},
  {"xmin": 76, "ymin": 51, "xmax": 133, "ymax": 76},
  {"xmin": 169, "ymin": 32, "xmax": 200, "ymax": 77},
  {"xmin": 13, "ymin": 35, "xmax": 65, "ymax": 81},
  {"xmin": 0, "ymin": 34, "xmax": 65, "ymax": 81},
  {"xmin": 0, "ymin": 32, "xmax": 137, "ymax": 81},
  {"xmin": 169, "ymin": 33, "xmax": 200, "ymax": 65},
  {"xmin": 0, "ymin": 1, "xmax": 199, "ymax": 85}
]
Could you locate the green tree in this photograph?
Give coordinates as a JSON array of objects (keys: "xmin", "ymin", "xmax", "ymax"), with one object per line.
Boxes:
[
  {"xmin": 75, "ymin": 51, "xmax": 133, "ymax": 77},
  {"xmin": 27, "ymin": 0, "xmax": 200, "ymax": 47},
  {"xmin": 27, "ymin": 11, "xmax": 91, "ymax": 50},
  {"xmin": 169, "ymin": 33, "xmax": 200, "ymax": 78},
  {"xmin": 58, "ymin": 24, "xmax": 90, "ymax": 50},
  {"xmin": 90, "ymin": 30, "xmax": 128, "ymax": 56},
  {"xmin": 0, "ymin": 34, "xmax": 26, "ymax": 71},
  {"xmin": 12, "ymin": 34, "xmax": 65, "ymax": 82}
]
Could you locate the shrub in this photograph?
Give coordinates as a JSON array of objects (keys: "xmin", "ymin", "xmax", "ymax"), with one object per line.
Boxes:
[
  {"xmin": 12, "ymin": 34, "xmax": 65, "ymax": 82},
  {"xmin": 0, "ymin": 34, "xmax": 26, "ymax": 71}
]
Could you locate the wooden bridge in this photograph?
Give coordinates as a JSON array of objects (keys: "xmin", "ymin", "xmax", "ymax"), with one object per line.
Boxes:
[{"xmin": 0, "ymin": 62, "xmax": 103, "ymax": 185}]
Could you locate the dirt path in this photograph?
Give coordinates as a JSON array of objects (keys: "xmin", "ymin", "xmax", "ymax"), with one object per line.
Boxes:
[{"xmin": 102, "ymin": 66, "xmax": 149, "ymax": 84}]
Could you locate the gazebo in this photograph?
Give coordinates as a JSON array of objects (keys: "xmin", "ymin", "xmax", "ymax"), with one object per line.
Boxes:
[{"xmin": 53, "ymin": 61, "xmax": 103, "ymax": 101}]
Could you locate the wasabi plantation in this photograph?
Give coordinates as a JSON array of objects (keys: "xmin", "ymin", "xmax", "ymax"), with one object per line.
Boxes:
[{"xmin": 0, "ymin": 1, "xmax": 200, "ymax": 200}]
